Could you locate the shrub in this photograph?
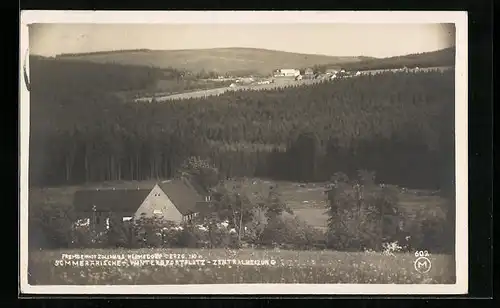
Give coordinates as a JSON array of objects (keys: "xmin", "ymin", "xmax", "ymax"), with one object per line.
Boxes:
[
  {"xmin": 177, "ymin": 226, "xmax": 206, "ymax": 248},
  {"xmin": 258, "ymin": 215, "xmax": 326, "ymax": 250},
  {"xmin": 325, "ymin": 171, "xmax": 404, "ymax": 251},
  {"xmin": 29, "ymin": 202, "xmax": 75, "ymax": 249},
  {"xmin": 106, "ymin": 214, "xmax": 134, "ymax": 248},
  {"xmin": 242, "ymin": 206, "xmax": 269, "ymax": 245},
  {"xmin": 325, "ymin": 170, "xmax": 452, "ymax": 253},
  {"xmin": 400, "ymin": 206, "xmax": 450, "ymax": 253}
]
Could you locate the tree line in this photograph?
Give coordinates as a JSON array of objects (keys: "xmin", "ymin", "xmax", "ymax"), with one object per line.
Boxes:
[
  {"xmin": 29, "ymin": 60, "xmax": 455, "ymax": 193},
  {"xmin": 315, "ymin": 47, "xmax": 455, "ymax": 72}
]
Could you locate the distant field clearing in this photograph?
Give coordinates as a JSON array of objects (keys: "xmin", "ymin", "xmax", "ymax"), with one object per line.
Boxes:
[{"xmin": 134, "ymin": 79, "xmax": 321, "ymax": 102}]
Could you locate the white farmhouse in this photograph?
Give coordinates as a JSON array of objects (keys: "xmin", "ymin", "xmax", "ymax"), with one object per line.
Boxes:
[
  {"xmin": 273, "ymin": 69, "xmax": 300, "ymax": 77},
  {"xmin": 73, "ymin": 177, "xmax": 212, "ymax": 232}
]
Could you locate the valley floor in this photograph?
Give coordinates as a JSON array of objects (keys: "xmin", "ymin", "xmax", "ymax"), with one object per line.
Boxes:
[
  {"xmin": 28, "ymin": 177, "xmax": 447, "ymax": 232},
  {"xmin": 26, "ymin": 178, "xmax": 453, "ymax": 285}
]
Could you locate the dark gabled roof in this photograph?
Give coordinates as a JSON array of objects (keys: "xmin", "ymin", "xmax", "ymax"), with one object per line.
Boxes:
[
  {"xmin": 73, "ymin": 176, "xmax": 209, "ymax": 215},
  {"xmin": 184, "ymin": 175, "xmax": 211, "ymax": 196},
  {"xmin": 158, "ymin": 178, "xmax": 205, "ymax": 215},
  {"xmin": 73, "ymin": 188, "xmax": 151, "ymax": 213}
]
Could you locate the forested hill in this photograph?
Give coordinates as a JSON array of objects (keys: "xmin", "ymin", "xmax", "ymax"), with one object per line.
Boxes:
[
  {"xmin": 340, "ymin": 47, "xmax": 455, "ymax": 71},
  {"xmin": 30, "ymin": 63, "xmax": 455, "ymax": 192},
  {"xmin": 29, "ymin": 55, "xmax": 228, "ymax": 100},
  {"xmin": 29, "ymin": 55, "xmax": 180, "ymax": 95},
  {"xmin": 54, "ymin": 47, "xmax": 364, "ymax": 76}
]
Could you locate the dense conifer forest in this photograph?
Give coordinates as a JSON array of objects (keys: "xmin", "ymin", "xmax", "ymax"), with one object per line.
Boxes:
[{"xmin": 29, "ymin": 57, "xmax": 455, "ymax": 194}]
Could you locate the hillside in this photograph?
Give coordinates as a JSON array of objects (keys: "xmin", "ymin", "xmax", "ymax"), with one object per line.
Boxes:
[
  {"xmin": 55, "ymin": 47, "xmax": 364, "ymax": 76},
  {"xmin": 29, "ymin": 55, "xmax": 231, "ymax": 99},
  {"xmin": 339, "ymin": 47, "xmax": 456, "ymax": 71},
  {"xmin": 54, "ymin": 47, "xmax": 455, "ymax": 77}
]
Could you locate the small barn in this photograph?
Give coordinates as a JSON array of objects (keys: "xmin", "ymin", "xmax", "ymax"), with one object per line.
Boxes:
[{"xmin": 73, "ymin": 177, "xmax": 211, "ymax": 231}]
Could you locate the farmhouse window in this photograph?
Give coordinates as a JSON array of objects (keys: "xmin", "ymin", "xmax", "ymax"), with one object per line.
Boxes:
[{"xmin": 76, "ymin": 218, "xmax": 90, "ymax": 226}]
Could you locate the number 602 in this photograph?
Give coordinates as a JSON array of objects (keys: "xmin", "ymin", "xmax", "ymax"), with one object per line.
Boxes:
[{"xmin": 414, "ymin": 250, "xmax": 429, "ymax": 257}]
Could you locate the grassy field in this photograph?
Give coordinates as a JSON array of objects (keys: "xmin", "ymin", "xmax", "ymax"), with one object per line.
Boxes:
[
  {"xmin": 220, "ymin": 178, "xmax": 447, "ymax": 231},
  {"xmin": 134, "ymin": 78, "xmax": 322, "ymax": 102},
  {"xmin": 28, "ymin": 248, "xmax": 455, "ymax": 285},
  {"xmin": 29, "ymin": 177, "xmax": 448, "ymax": 232}
]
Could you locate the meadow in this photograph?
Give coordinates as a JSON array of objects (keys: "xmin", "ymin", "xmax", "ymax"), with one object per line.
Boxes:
[
  {"xmin": 28, "ymin": 248, "xmax": 455, "ymax": 285},
  {"xmin": 29, "ymin": 177, "xmax": 448, "ymax": 233},
  {"xmin": 135, "ymin": 78, "xmax": 321, "ymax": 102},
  {"xmin": 27, "ymin": 178, "xmax": 455, "ymax": 286}
]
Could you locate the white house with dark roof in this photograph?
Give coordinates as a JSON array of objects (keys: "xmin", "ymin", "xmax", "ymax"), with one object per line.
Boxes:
[
  {"xmin": 73, "ymin": 177, "xmax": 212, "ymax": 231},
  {"xmin": 273, "ymin": 69, "xmax": 300, "ymax": 78}
]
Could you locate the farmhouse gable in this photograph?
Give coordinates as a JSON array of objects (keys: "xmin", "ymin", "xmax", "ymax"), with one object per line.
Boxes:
[{"xmin": 133, "ymin": 184, "xmax": 183, "ymax": 222}]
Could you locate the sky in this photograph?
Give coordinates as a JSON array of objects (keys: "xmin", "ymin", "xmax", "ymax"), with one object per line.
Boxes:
[{"xmin": 30, "ymin": 23, "xmax": 455, "ymax": 58}]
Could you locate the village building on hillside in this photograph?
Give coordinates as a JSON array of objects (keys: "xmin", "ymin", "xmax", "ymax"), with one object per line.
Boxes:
[
  {"xmin": 325, "ymin": 68, "xmax": 339, "ymax": 75},
  {"xmin": 73, "ymin": 177, "xmax": 212, "ymax": 232},
  {"xmin": 304, "ymin": 68, "xmax": 314, "ymax": 75},
  {"xmin": 236, "ymin": 77, "xmax": 255, "ymax": 84},
  {"xmin": 302, "ymin": 68, "xmax": 315, "ymax": 79},
  {"xmin": 273, "ymin": 69, "xmax": 300, "ymax": 78}
]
